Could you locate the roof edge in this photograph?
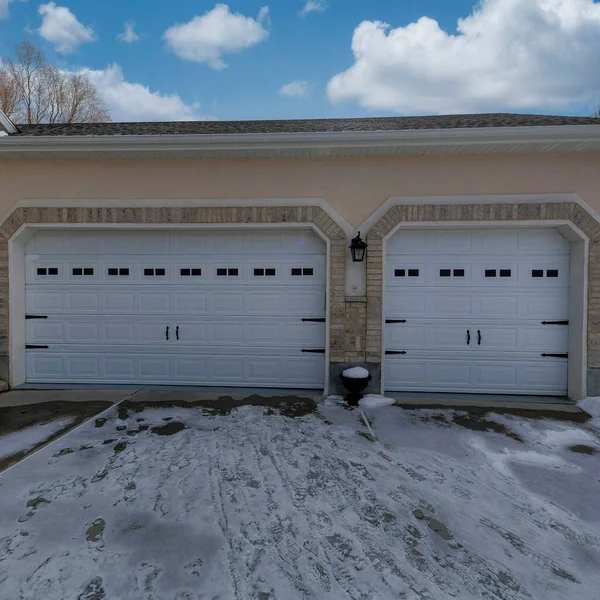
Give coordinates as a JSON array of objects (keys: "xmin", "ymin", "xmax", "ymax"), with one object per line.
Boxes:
[{"xmin": 2, "ymin": 123, "xmax": 600, "ymax": 157}]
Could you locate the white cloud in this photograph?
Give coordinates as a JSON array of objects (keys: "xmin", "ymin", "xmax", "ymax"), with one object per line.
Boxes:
[
  {"xmin": 279, "ymin": 80, "xmax": 310, "ymax": 98},
  {"xmin": 300, "ymin": 1, "xmax": 327, "ymax": 17},
  {"xmin": 163, "ymin": 3, "xmax": 269, "ymax": 70},
  {"xmin": 327, "ymin": 0, "xmax": 600, "ymax": 114},
  {"xmin": 38, "ymin": 2, "xmax": 97, "ymax": 54},
  {"xmin": 0, "ymin": 0, "xmax": 23, "ymax": 20},
  {"xmin": 117, "ymin": 21, "xmax": 140, "ymax": 43},
  {"xmin": 79, "ymin": 64, "xmax": 213, "ymax": 122}
]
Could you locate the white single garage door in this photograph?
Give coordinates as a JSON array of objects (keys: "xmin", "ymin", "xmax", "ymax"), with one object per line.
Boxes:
[
  {"xmin": 25, "ymin": 229, "xmax": 326, "ymax": 388},
  {"xmin": 385, "ymin": 228, "xmax": 570, "ymax": 396}
]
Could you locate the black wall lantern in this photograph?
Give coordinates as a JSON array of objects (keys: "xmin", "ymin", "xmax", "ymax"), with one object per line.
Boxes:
[{"xmin": 350, "ymin": 232, "xmax": 368, "ymax": 262}]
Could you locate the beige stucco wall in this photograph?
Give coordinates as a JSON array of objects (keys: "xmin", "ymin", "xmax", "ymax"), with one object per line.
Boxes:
[{"xmin": 1, "ymin": 152, "xmax": 600, "ymax": 227}]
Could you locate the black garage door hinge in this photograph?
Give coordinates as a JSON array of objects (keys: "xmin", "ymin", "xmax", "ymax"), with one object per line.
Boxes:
[
  {"xmin": 26, "ymin": 315, "xmax": 48, "ymax": 320},
  {"xmin": 541, "ymin": 321, "xmax": 569, "ymax": 325},
  {"xmin": 541, "ymin": 353, "xmax": 568, "ymax": 358},
  {"xmin": 301, "ymin": 349, "xmax": 326, "ymax": 353},
  {"xmin": 386, "ymin": 319, "xmax": 407, "ymax": 324},
  {"xmin": 26, "ymin": 345, "xmax": 49, "ymax": 350},
  {"xmin": 385, "ymin": 350, "xmax": 407, "ymax": 355},
  {"xmin": 301, "ymin": 318, "xmax": 326, "ymax": 322}
]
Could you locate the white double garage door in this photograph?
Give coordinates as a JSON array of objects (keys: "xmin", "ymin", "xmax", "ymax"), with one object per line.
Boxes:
[
  {"xmin": 385, "ymin": 228, "xmax": 571, "ymax": 396},
  {"xmin": 25, "ymin": 229, "xmax": 327, "ymax": 388}
]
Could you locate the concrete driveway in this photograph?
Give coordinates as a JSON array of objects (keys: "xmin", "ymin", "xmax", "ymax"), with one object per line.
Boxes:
[{"xmin": 0, "ymin": 391, "xmax": 599, "ymax": 599}]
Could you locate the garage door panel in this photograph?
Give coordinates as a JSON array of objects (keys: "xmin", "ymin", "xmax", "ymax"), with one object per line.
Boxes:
[
  {"xmin": 173, "ymin": 293, "xmax": 208, "ymax": 314},
  {"xmin": 105, "ymin": 356, "xmax": 136, "ymax": 379},
  {"xmin": 27, "ymin": 321, "xmax": 63, "ymax": 343},
  {"xmin": 472, "ymin": 363, "xmax": 518, "ymax": 388},
  {"xmin": 522, "ymin": 294, "xmax": 569, "ymax": 320},
  {"xmin": 213, "ymin": 323, "xmax": 244, "ymax": 344},
  {"xmin": 65, "ymin": 234, "xmax": 101, "ymax": 254},
  {"xmin": 68, "ymin": 355, "xmax": 101, "ymax": 377},
  {"xmin": 520, "ymin": 229, "xmax": 570, "ymax": 253},
  {"xmin": 432, "ymin": 362, "xmax": 472, "ymax": 385},
  {"xmin": 66, "ymin": 322, "xmax": 100, "ymax": 343},
  {"xmin": 27, "ymin": 354, "xmax": 64, "ymax": 378},
  {"xmin": 172, "ymin": 322, "xmax": 207, "ymax": 344},
  {"xmin": 139, "ymin": 322, "xmax": 170, "ymax": 344},
  {"xmin": 104, "ymin": 292, "xmax": 136, "ymax": 312},
  {"xmin": 430, "ymin": 294, "xmax": 472, "ymax": 317},
  {"xmin": 281, "ymin": 356, "xmax": 326, "ymax": 384},
  {"xmin": 212, "ymin": 357, "xmax": 245, "ymax": 380},
  {"xmin": 174, "ymin": 357, "xmax": 208, "ymax": 380},
  {"xmin": 518, "ymin": 326, "xmax": 569, "ymax": 351},
  {"xmin": 518, "ymin": 361, "xmax": 568, "ymax": 388},
  {"xmin": 212, "ymin": 293, "xmax": 244, "ymax": 313},
  {"xmin": 284, "ymin": 292, "xmax": 325, "ymax": 314},
  {"xmin": 386, "ymin": 293, "xmax": 428, "ymax": 317},
  {"xmin": 480, "ymin": 230, "xmax": 520, "ymax": 252},
  {"xmin": 434, "ymin": 231, "xmax": 475, "ymax": 253},
  {"xmin": 64, "ymin": 292, "xmax": 98, "ymax": 312},
  {"xmin": 247, "ymin": 359, "xmax": 281, "ymax": 381},
  {"xmin": 139, "ymin": 292, "xmax": 170, "ymax": 313},
  {"xmin": 139, "ymin": 357, "xmax": 171, "ymax": 379},
  {"xmin": 476, "ymin": 295, "xmax": 520, "ymax": 318},
  {"xmin": 283, "ymin": 322, "xmax": 325, "ymax": 344},
  {"xmin": 386, "ymin": 324, "xmax": 426, "ymax": 348},
  {"xmin": 26, "ymin": 290, "xmax": 64, "ymax": 312},
  {"xmin": 246, "ymin": 293, "xmax": 281, "ymax": 313}
]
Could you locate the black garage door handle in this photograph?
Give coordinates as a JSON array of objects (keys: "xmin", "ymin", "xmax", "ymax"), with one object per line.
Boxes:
[
  {"xmin": 466, "ymin": 329, "xmax": 470, "ymax": 345},
  {"xmin": 165, "ymin": 326, "xmax": 169, "ymax": 341}
]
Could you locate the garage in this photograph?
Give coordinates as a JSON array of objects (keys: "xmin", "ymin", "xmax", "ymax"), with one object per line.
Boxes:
[
  {"xmin": 385, "ymin": 228, "xmax": 570, "ymax": 396},
  {"xmin": 24, "ymin": 229, "xmax": 327, "ymax": 388}
]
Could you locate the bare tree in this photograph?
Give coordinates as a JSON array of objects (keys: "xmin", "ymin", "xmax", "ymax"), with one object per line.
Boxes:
[
  {"xmin": 0, "ymin": 67, "xmax": 18, "ymax": 118},
  {"xmin": 594, "ymin": 105, "xmax": 600, "ymax": 118},
  {"xmin": 0, "ymin": 40, "xmax": 110, "ymax": 124}
]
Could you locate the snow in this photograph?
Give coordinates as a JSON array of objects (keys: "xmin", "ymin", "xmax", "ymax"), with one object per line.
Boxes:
[
  {"xmin": 341, "ymin": 366, "xmax": 370, "ymax": 379},
  {"xmin": 358, "ymin": 394, "xmax": 396, "ymax": 408},
  {"xmin": 0, "ymin": 402, "xmax": 599, "ymax": 599},
  {"xmin": 578, "ymin": 397, "xmax": 600, "ymax": 430},
  {"xmin": 0, "ymin": 418, "xmax": 74, "ymax": 461},
  {"xmin": 0, "ymin": 131, "xmax": 8, "ymax": 137}
]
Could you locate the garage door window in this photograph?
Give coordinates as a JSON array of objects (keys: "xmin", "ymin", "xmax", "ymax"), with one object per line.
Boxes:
[
  {"xmin": 439, "ymin": 268, "xmax": 464, "ymax": 278},
  {"xmin": 394, "ymin": 268, "xmax": 419, "ymax": 277},
  {"xmin": 254, "ymin": 268, "xmax": 276, "ymax": 276},
  {"xmin": 180, "ymin": 268, "xmax": 202, "ymax": 277}
]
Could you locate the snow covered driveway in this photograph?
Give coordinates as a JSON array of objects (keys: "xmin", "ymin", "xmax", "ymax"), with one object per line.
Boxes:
[{"xmin": 0, "ymin": 397, "xmax": 599, "ymax": 599}]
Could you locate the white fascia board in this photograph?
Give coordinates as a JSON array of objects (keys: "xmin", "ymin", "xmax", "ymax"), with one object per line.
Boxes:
[
  {"xmin": 1, "ymin": 124, "xmax": 600, "ymax": 156},
  {"xmin": 0, "ymin": 109, "xmax": 18, "ymax": 135}
]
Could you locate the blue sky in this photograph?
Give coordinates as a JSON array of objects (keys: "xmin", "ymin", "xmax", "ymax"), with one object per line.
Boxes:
[{"xmin": 1, "ymin": 0, "xmax": 600, "ymax": 122}]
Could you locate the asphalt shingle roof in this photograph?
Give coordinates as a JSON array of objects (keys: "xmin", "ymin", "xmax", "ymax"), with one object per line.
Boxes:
[{"xmin": 11, "ymin": 113, "xmax": 600, "ymax": 137}]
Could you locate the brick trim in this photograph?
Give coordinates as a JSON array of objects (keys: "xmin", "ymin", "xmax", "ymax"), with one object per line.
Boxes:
[
  {"xmin": 366, "ymin": 202, "xmax": 600, "ymax": 365},
  {"xmin": 0, "ymin": 205, "xmax": 347, "ymax": 362}
]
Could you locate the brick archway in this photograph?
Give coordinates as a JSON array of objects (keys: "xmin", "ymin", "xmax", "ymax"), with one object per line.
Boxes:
[
  {"xmin": 366, "ymin": 201, "xmax": 600, "ymax": 393},
  {"xmin": 0, "ymin": 205, "xmax": 348, "ymax": 383}
]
